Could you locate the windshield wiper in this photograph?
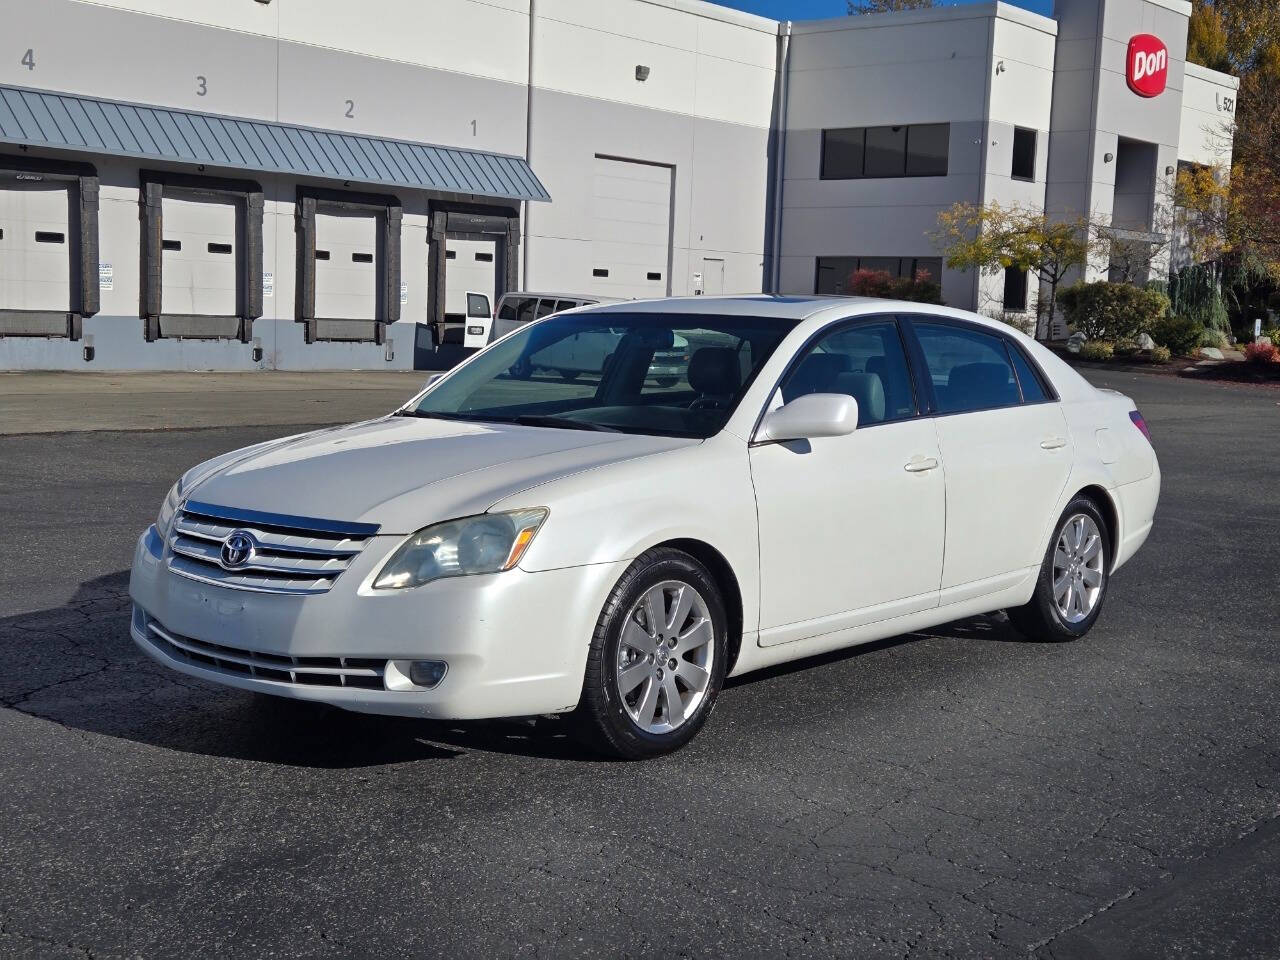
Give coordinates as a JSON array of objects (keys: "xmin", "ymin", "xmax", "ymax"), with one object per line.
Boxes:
[
  {"xmin": 393, "ymin": 409, "xmax": 471, "ymax": 420},
  {"xmin": 512, "ymin": 414, "xmax": 620, "ymax": 433}
]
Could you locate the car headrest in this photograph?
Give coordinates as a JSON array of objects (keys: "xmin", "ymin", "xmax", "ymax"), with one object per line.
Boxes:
[
  {"xmin": 834, "ymin": 371, "xmax": 885, "ymax": 424},
  {"xmin": 948, "ymin": 362, "xmax": 1018, "ymax": 407},
  {"xmin": 688, "ymin": 347, "xmax": 741, "ymax": 396},
  {"xmin": 782, "ymin": 352, "xmax": 851, "ymax": 402}
]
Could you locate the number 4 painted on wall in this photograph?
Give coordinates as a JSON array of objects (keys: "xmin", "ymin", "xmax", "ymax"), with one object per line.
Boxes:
[{"xmin": 22, "ymin": 49, "xmax": 35, "ymax": 71}]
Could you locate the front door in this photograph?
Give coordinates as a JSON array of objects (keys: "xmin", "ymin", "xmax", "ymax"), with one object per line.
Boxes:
[
  {"xmin": 907, "ymin": 318, "xmax": 1074, "ymax": 593},
  {"xmin": 750, "ymin": 317, "xmax": 945, "ymax": 646}
]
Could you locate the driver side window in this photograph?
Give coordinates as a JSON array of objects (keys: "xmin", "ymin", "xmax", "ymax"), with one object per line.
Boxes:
[{"xmin": 778, "ymin": 319, "xmax": 917, "ymax": 426}]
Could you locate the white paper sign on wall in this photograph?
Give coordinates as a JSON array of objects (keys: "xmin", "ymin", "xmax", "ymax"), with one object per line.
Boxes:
[
  {"xmin": 98, "ymin": 263, "xmax": 113, "ymax": 291},
  {"xmin": 400, "ymin": 280, "xmax": 408, "ymax": 305},
  {"xmin": 263, "ymin": 272, "xmax": 274, "ymax": 298}
]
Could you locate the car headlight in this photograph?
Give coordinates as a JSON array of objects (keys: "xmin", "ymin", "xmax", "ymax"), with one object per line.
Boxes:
[
  {"xmin": 156, "ymin": 479, "xmax": 183, "ymax": 536},
  {"xmin": 373, "ymin": 508, "xmax": 548, "ymax": 590}
]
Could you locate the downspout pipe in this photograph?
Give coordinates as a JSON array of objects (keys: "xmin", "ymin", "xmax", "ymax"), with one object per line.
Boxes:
[
  {"xmin": 768, "ymin": 20, "xmax": 792, "ymax": 294},
  {"xmin": 523, "ymin": 0, "xmax": 536, "ymax": 290}
]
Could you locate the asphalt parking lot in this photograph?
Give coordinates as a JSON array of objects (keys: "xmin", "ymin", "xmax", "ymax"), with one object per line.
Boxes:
[{"xmin": 1, "ymin": 368, "xmax": 1277, "ymax": 959}]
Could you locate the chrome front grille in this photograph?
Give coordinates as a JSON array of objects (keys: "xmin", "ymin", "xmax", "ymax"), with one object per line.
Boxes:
[
  {"xmin": 167, "ymin": 500, "xmax": 380, "ymax": 595},
  {"xmin": 140, "ymin": 612, "xmax": 387, "ymax": 690}
]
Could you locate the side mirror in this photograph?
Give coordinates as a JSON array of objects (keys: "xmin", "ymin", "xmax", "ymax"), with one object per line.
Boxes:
[{"xmin": 756, "ymin": 393, "xmax": 859, "ymax": 443}]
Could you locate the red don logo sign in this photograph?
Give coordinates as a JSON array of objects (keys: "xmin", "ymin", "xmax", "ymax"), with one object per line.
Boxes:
[{"xmin": 1127, "ymin": 34, "xmax": 1168, "ymax": 97}]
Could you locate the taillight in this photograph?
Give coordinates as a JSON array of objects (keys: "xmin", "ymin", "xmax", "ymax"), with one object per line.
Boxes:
[{"xmin": 1129, "ymin": 409, "xmax": 1151, "ymax": 441}]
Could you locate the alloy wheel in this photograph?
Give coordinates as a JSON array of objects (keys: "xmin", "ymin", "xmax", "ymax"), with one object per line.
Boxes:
[
  {"xmin": 615, "ymin": 580, "xmax": 715, "ymax": 735},
  {"xmin": 1052, "ymin": 513, "xmax": 1105, "ymax": 624}
]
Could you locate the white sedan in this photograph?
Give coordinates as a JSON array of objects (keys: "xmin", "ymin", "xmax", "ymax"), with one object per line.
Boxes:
[{"xmin": 130, "ymin": 296, "xmax": 1159, "ymax": 758}]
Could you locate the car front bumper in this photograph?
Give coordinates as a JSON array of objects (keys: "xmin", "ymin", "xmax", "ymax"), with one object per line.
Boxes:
[{"xmin": 128, "ymin": 525, "xmax": 626, "ymax": 719}]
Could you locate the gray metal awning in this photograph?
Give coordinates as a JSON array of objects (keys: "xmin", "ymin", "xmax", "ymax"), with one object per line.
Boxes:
[{"xmin": 0, "ymin": 84, "xmax": 550, "ymax": 203}]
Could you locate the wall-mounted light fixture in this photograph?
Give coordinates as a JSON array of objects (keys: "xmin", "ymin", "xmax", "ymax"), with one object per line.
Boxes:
[
  {"xmin": 1104, "ymin": 152, "xmax": 1115, "ymax": 163},
  {"xmin": 1165, "ymin": 165, "xmax": 1175, "ymax": 175},
  {"xmin": 635, "ymin": 65, "xmax": 650, "ymax": 82},
  {"xmin": 995, "ymin": 60, "xmax": 1005, "ymax": 75}
]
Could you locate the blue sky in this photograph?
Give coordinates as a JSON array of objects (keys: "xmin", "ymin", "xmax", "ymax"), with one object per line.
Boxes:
[{"xmin": 711, "ymin": 0, "xmax": 1053, "ymax": 20}]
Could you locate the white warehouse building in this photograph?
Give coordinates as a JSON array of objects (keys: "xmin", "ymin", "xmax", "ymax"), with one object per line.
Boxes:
[{"xmin": 0, "ymin": 0, "xmax": 1237, "ymax": 370}]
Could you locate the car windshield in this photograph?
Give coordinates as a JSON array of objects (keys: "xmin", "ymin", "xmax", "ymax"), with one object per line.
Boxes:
[{"xmin": 407, "ymin": 312, "xmax": 796, "ymax": 438}]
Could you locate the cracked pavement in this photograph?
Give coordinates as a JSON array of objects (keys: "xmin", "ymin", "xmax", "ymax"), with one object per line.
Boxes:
[{"xmin": 0, "ymin": 369, "xmax": 1276, "ymax": 958}]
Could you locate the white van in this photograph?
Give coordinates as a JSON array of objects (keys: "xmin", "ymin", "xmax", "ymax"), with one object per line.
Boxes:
[{"xmin": 488, "ymin": 292, "xmax": 620, "ymax": 344}]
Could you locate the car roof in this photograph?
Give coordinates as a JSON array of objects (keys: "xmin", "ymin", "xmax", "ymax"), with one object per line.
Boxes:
[{"xmin": 582, "ymin": 294, "xmax": 881, "ymax": 321}]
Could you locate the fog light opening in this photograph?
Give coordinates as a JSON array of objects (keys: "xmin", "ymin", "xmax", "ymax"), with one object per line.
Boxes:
[{"xmin": 409, "ymin": 660, "xmax": 447, "ymax": 688}]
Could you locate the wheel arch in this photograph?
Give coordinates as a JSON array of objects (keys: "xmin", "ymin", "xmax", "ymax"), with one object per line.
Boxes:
[
  {"xmin": 1074, "ymin": 484, "xmax": 1120, "ymax": 567},
  {"xmin": 654, "ymin": 537, "xmax": 744, "ymax": 676}
]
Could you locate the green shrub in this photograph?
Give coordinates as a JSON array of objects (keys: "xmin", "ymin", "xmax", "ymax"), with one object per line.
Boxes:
[
  {"xmin": 1079, "ymin": 341, "xmax": 1115, "ymax": 362},
  {"xmin": 1059, "ymin": 282, "xmax": 1170, "ymax": 341},
  {"xmin": 1198, "ymin": 328, "xmax": 1228, "ymax": 349},
  {"xmin": 1150, "ymin": 344, "xmax": 1172, "ymax": 364},
  {"xmin": 1150, "ymin": 314, "xmax": 1204, "ymax": 356},
  {"xmin": 1113, "ymin": 338, "xmax": 1140, "ymax": 357}
]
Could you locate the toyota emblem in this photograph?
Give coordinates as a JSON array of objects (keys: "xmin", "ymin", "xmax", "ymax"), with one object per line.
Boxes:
[{"xmin": 220, "ymin": 530, "xmax": 256, "ymax": 569}]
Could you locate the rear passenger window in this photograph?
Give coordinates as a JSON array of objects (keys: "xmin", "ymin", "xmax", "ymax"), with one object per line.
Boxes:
[
  {"xmin": 778, "ymin": 319, "xmax": 916, "ymax": 426},
  {"xmin": 535, "ymin": 298, "xmax": 556, "ymax": 319},
  {"xmin": 1008, "ymin": 344, "xmax": 1050, "ymax": 403},
  {"xmin": 913, "ymin": 322, "xmax": 1020, "ymax": 414}
]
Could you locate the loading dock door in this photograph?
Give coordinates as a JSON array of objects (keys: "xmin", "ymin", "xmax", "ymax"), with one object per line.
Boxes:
[
  {"xmin": 590, "ymin": 156, "xmax": 672, "ymax": 299},
  {"xmin": 442, "ymin": 237, "xmax": 497, "ymax": 344},
  {"xmin": 315, "ymin": 210, "xmax": 378, "ymax": 320},
  {"xmin": 0, "ymin": 182, "xmax": 72, "ymax": 312},
  {"xmin": 161, "ymin": 194, "xmax": 238, "ymax": 316}
]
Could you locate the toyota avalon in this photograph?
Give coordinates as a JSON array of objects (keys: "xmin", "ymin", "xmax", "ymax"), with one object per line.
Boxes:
[{"xmin": 130, "ymin": 296, "xmax": 1159, "ymax": 758}]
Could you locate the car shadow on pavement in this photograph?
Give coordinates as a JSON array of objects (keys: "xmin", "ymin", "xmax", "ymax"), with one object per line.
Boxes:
[
  {"xmin": 0, "ymin": 570, "xmax": 602, "ymax": 766},
  {"xmin": 1, "ymin": 571, "xmax": 1035, "ymax": 766}
]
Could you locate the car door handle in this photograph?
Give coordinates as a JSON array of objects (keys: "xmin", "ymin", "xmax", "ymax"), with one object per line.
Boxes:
[
  {"xmin": 1040, "ymin": 437, "xmax": 1068, "ymax": 450},
  {"xmin": 904, "ymin": 456, "xmax": 939, "ymax": 473}
]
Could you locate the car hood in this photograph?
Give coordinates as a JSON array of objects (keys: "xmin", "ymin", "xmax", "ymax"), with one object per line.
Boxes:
[{"xmin": 185, "ymin": 416, "xmax": 697, "ymax": 533}]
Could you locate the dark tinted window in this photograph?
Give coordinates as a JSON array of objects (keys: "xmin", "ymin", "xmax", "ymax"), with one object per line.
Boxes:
[
  {"xmin": 822, "ymin": 124, "xmax": 949, "ymax": 179},
  {"xmin": 905, "ymin": 123, "xmax": 949, "ymax": 176},
  {"xmin": 1003, "ymin": 267, "xmax": 1028, "ymax": 311},
  {"xmin": 1011, "ymin": 127, "xmax": 1037, "ymax": 181},
  {"xmin": 864, "ymin": 126, "xmax": 907, "ymax": 177},
  {"xmin": 780, "ymin": 319, "xmax": 916, "ymax": 425},
  {"xmin": 1008, "ymin": 344, "xmax": 1050, "ymax": 402},
  {"xmin": 535, "ymin": 298, "xmax": 556, "ymax": 319},
  {"xmin": 913, "ymin": 322, "xmax": 1021, "ymax": 414},
  {"xmin": 821, "ymin": 127, "xmax": 865, "ymax": 179}
]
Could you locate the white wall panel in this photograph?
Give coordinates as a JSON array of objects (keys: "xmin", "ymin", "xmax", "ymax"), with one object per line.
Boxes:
[
  {"xmin": 1178, "ymin": 69, "xmax": 1236, "ymax": 165},
  {"xmin": 279, "ymin": 0, "xmax": 529, "ymax": 86}
]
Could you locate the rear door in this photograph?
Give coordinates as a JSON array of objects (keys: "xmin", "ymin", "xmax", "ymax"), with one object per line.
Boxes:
[
  {"xmin": 906, "ymin": 318, "xmax": 1073, "ymax": 595},
  {"xmin": 462, "ymin": 292, "xmax": 492, "ymax": 349}
]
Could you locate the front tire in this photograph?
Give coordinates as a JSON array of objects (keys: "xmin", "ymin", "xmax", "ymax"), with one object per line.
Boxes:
[
  {"xmin": 1008, "ymin": 495, "xmax": 1111, "ymax": 642},
  {"xmin": 576, "ymin": 548, "xmax": 728, "ymax": 759}
]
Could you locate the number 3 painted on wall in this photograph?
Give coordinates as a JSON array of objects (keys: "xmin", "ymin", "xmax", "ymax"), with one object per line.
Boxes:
[{"xmin": 196, "ymin": 76, "xmax": 207, "ymax": 96}]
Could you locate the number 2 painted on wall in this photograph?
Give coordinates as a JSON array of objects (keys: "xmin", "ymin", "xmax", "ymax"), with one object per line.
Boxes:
[{"xmin": 345, "ymin": 99, "xmax": 355, "ymax": 118}]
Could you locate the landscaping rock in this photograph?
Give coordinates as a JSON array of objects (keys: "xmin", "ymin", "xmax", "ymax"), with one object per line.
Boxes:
[
  {"xmin": 1137, "ymin": 332, "xmax": 1157, "ymax": 350},
  {"xmin": 1199, "ymin": 346, "xmax": 1225, "ymax": 360},
  {"xmin": 1066, "ymin": 331, "xmax": 1087, "ymax": 354},
  {"xmin": 1258, "ymin": 335, "xmax": 1273, "ymax": 347}
]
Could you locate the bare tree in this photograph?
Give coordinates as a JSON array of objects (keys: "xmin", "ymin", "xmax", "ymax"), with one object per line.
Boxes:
[{"xmin": 848, "ymin": 0, "xmax": 936, "ymax": 14}]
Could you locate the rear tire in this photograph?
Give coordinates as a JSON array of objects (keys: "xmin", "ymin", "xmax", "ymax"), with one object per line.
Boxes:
[
  {"xmin": 1008, "ymin": 495, "xmax": 1111, "ymax": 642},
  {"xmin": 575, "ymin": 548, "xmax": 727, "ymax": 759}
]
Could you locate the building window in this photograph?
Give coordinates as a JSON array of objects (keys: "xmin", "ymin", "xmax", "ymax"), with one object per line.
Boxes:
[
  {"xmin": 815, "ymin": 256, "xmax": 943, "ymax": 294},
  {"xmin": 820, "ymin": 124, "xmax": 949, "ymax": 180},
  {"xmin": 1011, "ymin": 128, "xmax": 1036, "ymax": 181},
  {"xmin": 1003, "ymin": 266, "xmax": 1028, "ymax": 311}
]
